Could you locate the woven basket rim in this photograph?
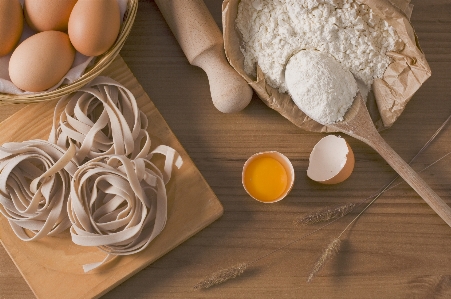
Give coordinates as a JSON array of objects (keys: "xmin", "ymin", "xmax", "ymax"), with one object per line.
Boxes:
[{"xmin": 0, "ymin": 0, "xmax": 138, "ymax": 104}]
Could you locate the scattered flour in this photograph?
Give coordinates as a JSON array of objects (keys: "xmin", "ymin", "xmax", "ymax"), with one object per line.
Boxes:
[
  {"xmin": 285, "ymin": 50, "xmax": 358, "ymax": 124},
  {"xmin": 236, "ymin": 0, "xmax": 403, "ymax": 94}
]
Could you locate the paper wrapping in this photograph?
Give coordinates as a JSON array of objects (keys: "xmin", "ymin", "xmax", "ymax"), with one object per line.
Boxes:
[{"xmin": 222, "ymin": 0, "xmax": 431, "ymax": 132}]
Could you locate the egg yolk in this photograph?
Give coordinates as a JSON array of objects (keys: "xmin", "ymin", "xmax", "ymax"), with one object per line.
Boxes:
[{"xmin": 243, "ymin": 156, "xmax": 288, "ymax": 202}]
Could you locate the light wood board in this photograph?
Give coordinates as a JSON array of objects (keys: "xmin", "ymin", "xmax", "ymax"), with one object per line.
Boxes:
[
  {"xmin": 3, "ymin": 1, "xmax": 451, "ymax": 298},
  {"xmin": 0, "ymin": 55, "xmax": 224, "ymax": 299}
]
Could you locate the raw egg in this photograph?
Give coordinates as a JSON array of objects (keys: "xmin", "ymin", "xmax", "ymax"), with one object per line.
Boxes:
[
  {"xmin": 9, "ymin": 31, "xmax": 75, "ymax": 92},
  {"xmin": 243, "ymin": 151, "xmax": 294, "ymax": 203},
  {"xmin": 24, "ymin": 0, "xmax": 78, "ymax": 32},
  {"xmin": 68, "ymin": 0, "xmax": 121, "ymax": 56},
  {"xmin": 0, "ymin": 0, "xmax": 23, "ymax": 56},
  {"xmin": 307, "ymin": 135, "xmax": 355, "ymax": 184}
]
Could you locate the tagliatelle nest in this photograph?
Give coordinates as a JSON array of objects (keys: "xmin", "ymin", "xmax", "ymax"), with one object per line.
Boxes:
[
  {"xmin": 0, "ymin": 140, "xmax": 78, "ymax": 241},
  {"xmin": 69, "ymin": 148, "xmax": 182, "ymax": 272},
  {"xmin": 0, "ymin": 77, "xmax": 184, "ymax": 273},
  {"xmin": 49, "ymin": 76, "xmax": 151, "ymax": 164}
]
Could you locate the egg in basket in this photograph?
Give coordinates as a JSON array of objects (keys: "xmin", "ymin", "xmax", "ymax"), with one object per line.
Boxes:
[{"xmin": 0, "ymin": 0, "xmax": 138, "ymax": 104}]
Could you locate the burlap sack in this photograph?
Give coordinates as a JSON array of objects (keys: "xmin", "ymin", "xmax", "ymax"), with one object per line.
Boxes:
[{"xmin": 222, "ymin": 0, "xmax": 431, "ymax": 132}]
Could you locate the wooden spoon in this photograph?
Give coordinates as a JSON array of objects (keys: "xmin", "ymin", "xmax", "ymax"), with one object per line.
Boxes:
[{"xmin": 328, "ymin": 93, "xmax": 451, "ymax": 227}]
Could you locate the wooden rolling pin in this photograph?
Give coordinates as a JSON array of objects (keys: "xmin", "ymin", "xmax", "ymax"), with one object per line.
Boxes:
[{"xmin": 154, "ymin": 0, "xmax": 252, "ymax": 113}]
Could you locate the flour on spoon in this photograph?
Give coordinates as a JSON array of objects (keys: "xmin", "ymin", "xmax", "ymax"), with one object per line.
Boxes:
[{"xmin": 285, "ymin": 50, "xmax": 358, "ymax": 125}]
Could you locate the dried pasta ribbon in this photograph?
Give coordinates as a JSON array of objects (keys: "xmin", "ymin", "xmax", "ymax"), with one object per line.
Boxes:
[
  {"xmin": 69, "ymin": 149, "xmax": 183, "ymax": 272},
  {"xmin": 0, "ymin": 140, "xmax": 78, "ymax": 241},
  {"xmin": 49, "ymin": 76, "xmax": 150, "ymax": 164}
]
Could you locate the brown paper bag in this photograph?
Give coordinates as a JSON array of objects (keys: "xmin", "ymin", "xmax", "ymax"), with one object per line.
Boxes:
[{"xmin": 222, "ymin": 0, "xmax": 431, "ymax": 132}]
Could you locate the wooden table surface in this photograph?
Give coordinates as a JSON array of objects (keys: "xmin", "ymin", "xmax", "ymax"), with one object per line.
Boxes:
[{"xmin": 1, "ymin": 0, "xmax": 451, "ymax": 298}]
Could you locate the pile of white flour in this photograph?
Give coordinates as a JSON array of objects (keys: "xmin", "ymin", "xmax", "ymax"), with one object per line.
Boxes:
[
  {"xmin": 236, "ymin": 0, "xmax": 403, "ymax": 94},
  {"xmin": 285, "ymin": 50, "xmax": 358, "ymax": 124}
]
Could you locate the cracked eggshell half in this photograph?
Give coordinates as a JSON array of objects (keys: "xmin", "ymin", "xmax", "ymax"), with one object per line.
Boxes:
[{"xmin": 307, "ymin": 135, "xmax": 355, "ymax": 185}]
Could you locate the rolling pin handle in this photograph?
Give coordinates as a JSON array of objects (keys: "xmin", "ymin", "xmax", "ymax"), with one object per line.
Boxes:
[
  {"xmin": 155, "ymin": 0, "xmax": 253, "ymax": 113},
  {"xmin": 192, "ymin": 44, "xmax": 253, "ymax": 113}
]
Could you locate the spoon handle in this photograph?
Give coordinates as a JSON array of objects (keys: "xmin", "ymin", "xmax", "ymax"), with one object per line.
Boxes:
[
  {"xmin": 368, "ymin": 133, "xmax": 451, "ymax": 227},
  {"xmin": 330, "ymin": 95, "xmax": 451, "ymax": 227}
]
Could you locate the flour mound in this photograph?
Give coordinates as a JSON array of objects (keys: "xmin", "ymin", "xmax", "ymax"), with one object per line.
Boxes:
[
  {"xmin": 285, "ymin": 50, "xmax": 358, "ymax": 124},
  {"xmin": 236, "ymin": 0, "xmax": 402, "ymax": 94}
]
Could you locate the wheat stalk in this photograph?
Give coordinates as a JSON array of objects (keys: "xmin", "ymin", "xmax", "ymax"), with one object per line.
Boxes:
[
  {"xmin": 193, "ymin": 218, "xmax": 343, "ymax": 290},
  {"xmin": 194, "ymin": 263, "xmax": 248, "ymax": 290},
  {"xmin": 194, "ymin": 114, "xmax": 451, "ymax": 289},
  {"xmin": 295, "ymin": 203, "xmax": 356, "ymax": 226},
  {"xmin": 307, "ymin": 238, "xmax": 341, "ymax": 282},
  {"xmin": 305, "ymin": 113, "xmax": 451, "ymax": 282}
]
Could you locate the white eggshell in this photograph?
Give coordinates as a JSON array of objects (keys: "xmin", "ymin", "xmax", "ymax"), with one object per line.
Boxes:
[{"xmin": 307, "ymin": 135, "xmax": 355, "ymax": 184}]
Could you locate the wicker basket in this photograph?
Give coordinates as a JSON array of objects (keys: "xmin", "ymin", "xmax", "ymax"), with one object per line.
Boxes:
[{"xmin": 0, "ymin": 0, "xmax": 138, "ymax": 105}]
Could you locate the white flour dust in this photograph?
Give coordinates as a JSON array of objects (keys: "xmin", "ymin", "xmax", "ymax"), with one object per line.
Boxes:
[
  {"xmin": 236, "ymin": 0, "xmax": 403, "ymax": 95},
  {"xmin": 285, "ymin": 50, "xmax": 358, "ymax": 124}
]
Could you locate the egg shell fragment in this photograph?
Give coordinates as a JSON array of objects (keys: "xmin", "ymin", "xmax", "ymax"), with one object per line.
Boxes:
[
  {"xmin": 307, "ymin": 135, "xmax": 355, "ymax": 185},
  {"xmin": 24, "ymin": 0, "xmax": 78, "ymax": 32},
  {"xmin": 68, "ymin": 0, "xmax": 121, "ymax": 57},
  {"xmin": 0, "ymin": 0, "xmax": 23, "ymax": 56},
  {"xmin": 9, "ymin": 31, "xmax": 75, "ymax": 92}
]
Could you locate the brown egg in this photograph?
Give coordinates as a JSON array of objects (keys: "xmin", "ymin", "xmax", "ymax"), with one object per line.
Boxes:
[
  {"xmin": 24, "ymin": 0, "xmax": 77, "ymax": 32},
  {"xmin": 9, "ymin": 31, "xmax": 75, "ymax": 92},
  {"xmin": 0, "ymin": 0, "xmax": 23, "ymax": 56},
  {"xmin": 307, "ymin": 135, "xmax": 355, "ymax": 184},
  {"xmin": 68, "ymin": 0, "xmax": 121, "ymax": 57}
]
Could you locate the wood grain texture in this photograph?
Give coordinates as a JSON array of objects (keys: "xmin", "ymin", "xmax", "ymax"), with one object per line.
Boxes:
[
  {"xmin": 330, "ymin": 94, "xmax": 451, "ymax": 228},
  {"xmin": 0, "ymin": 56, "xmax": 223, "ymax": 299},
  {"xmin": 1, "ymin": 0, "xmax": 451, "ymax": 298},
  {"xmin": 153, "ymin": 0, "xmax": 253, "ymax": 113}
]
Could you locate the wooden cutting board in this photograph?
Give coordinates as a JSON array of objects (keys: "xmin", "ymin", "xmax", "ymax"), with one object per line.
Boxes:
[{"xmin": 0, "ymin": 56, "xmax": 224, "ymax": 299}]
